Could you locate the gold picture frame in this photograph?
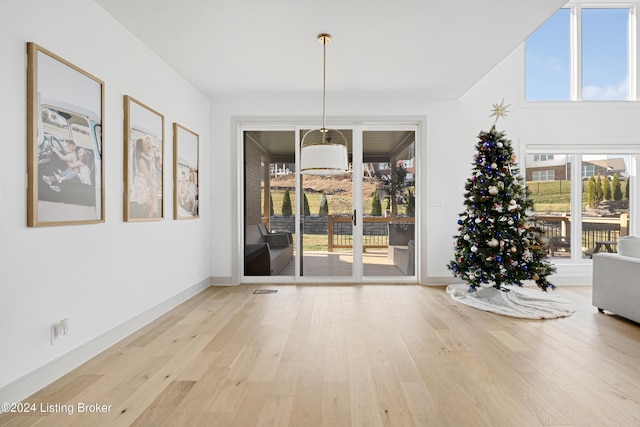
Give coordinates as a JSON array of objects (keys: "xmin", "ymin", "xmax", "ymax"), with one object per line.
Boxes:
[
  {"xmin": 27, "ymin": 43, "xmax": 105, "ymax": 227},
  {"xmin": 123, "ymin": 96, "xmax": 164, "ymax": 221},
  {"xmin": 173, "ymin": 123, "xmax": 199, "ymax": 220}
]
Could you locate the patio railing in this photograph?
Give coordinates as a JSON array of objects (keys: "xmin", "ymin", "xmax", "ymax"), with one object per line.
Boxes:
[
  {"xmin": 327, "ymin": 215, "xmax": 414, "ymax": 252},
  {"xmin": 536, "ymin": 213, "xmax": 629, "ymax": 253}
]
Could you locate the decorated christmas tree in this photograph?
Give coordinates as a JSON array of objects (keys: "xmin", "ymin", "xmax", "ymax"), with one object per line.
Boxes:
[{"xmin": 447, "ymin": 101, "xmax": 556, "ymax": 292}]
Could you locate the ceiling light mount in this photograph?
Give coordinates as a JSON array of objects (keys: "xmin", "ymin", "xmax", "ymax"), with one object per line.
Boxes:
[{"xmin": 317, "ymin": 33, "xmax": 332, "ymax": 45}]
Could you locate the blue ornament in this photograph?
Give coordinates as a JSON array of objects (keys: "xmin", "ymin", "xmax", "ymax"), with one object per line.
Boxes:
[
  {"xmin": 496, "ymin": 256, "xmax": 503, "ymax": 262},
  {"xmin": 458, "ymin": 219, "xmax": 463, "ymax": 225}
]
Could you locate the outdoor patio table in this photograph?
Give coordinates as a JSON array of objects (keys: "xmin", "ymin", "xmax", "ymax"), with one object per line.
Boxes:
[{"xmin": 593, "ymin": 240, "xmax": 617, "ymax": 254}]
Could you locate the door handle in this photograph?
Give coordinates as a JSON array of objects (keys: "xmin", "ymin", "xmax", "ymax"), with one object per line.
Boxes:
[{"xmin": 353, "ymin": 209, "xmax": 357, "ymax": 226}]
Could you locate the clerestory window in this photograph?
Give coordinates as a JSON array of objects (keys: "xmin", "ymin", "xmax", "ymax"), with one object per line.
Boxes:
[{"xmin": 526, "ymin": 2, "xmax": 635, "ymax": 101}]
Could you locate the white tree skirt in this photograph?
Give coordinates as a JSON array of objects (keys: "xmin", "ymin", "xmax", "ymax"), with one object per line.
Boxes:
[{"xmin": 446, "ymin": 284, "xmax": 575, "ymax": 319}]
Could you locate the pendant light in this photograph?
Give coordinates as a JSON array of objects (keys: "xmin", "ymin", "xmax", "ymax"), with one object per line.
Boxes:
[{"xmin": 300, "ymin": 33, "xmax": 349, "ymax": 175}]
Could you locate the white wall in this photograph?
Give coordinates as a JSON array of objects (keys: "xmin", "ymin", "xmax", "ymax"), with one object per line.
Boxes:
[{"xmin": 0, "ymin": 0, "xmax": 211, "ymax": 396}]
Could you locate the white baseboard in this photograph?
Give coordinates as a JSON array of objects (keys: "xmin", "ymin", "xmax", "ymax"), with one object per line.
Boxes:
[
  {"xmin": 0, "ymin": 278, "xmax": 211, "ymax": 407},
  {"xmin": 210, "ymin": 276, "xmax": 233, "ymax": 286}
]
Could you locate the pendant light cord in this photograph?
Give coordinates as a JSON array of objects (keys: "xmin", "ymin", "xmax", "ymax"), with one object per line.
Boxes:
[{"xmin": 321, "ymin": 36, "xmax": 328, "ymax": 134}]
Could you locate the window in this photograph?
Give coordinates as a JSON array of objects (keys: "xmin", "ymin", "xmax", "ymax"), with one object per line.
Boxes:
[
  {"xmin": 526, "ymin": 4, "xmax": 633, "ymax": 101},
  {"xmin": 533, "ymin": 154, "xmax": 555, "ymax": 162},
  {"xmin": 526, "ymin": 9, "xmax": 571, "ymax": 101},
  {"xmin": 526, "ymin": 152, "xmax": 634, "ymax": 261},
  {"xmin": 532, "ymin": 170, "xmax": 556, "ymax": 181},
  {"xmin": 526, "ymin": 153, "xmax": 573, "ymax": 258},
  {"xmin": 581, "ymin": 155, "xmax": 630, "ymax": 255},
  {"xmin": 582, "ymin": 164, "xmax": 595, "ymax": 178},
  {"xmin": 582, "ymin": 8, "xmax": 629, "ymax": 100}
]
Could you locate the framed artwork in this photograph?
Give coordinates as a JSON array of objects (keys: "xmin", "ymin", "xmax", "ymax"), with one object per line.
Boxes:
[
  {"xmin": 173, "ymin": 123, "xmax": 199, "ymax": 220},
  {"xmin": 27, "ymin": 43, "xmax": 105, "ymax": 227},
  {"xmin": 123, "ymin": 96, "xmax": 164, "ymax": 221}
]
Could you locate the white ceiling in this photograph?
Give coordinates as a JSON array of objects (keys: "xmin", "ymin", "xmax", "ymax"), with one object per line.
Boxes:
[{"xmin": 95, "ymin": 0, "xmax": 566, "ymax": 100}]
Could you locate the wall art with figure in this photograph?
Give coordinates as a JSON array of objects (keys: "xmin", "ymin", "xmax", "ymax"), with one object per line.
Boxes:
[
  {"xmin": 124, "ymin": 96, "xmax": 164, "ymax": 221},
  {"xmin": 173, "ymin": 123, "xmax": 199, "ymax": 220}
]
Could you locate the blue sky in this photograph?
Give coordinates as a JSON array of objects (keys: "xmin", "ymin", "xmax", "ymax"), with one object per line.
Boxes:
[{"xmin": 526, "ymin": 7, "xmax": 629, "ymax": 101}]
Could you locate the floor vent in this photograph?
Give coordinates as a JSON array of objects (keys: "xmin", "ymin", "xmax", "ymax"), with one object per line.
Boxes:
[{"xmin": 253, "ymin": 289, "xmax": 279, "ymax": 294}]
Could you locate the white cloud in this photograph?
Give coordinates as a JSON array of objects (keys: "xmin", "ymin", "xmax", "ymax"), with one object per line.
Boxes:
[{"xmin": 583, "ymin": 77, "xmax": 629, "ymax": 100}]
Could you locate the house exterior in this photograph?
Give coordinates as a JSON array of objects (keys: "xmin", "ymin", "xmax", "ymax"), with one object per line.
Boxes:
[{"xmin": 525, "ymin": 155, "xmax": 628, "ymax": 181}]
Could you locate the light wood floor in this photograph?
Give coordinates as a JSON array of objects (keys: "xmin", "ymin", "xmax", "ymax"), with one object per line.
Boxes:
[{"xmin": 2, "ymin": 284, "xmax": 640, "ymax": 426}]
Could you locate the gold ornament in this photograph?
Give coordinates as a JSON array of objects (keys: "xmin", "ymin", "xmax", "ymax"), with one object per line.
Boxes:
[{"xmin": 489, "ymin": 98, "xmax": 511, "ymax": 125}]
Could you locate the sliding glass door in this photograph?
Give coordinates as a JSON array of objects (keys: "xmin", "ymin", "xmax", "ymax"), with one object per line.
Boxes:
[{"xmin": 241, "ymin": 122, "xmax": 419, "ymax": 282}]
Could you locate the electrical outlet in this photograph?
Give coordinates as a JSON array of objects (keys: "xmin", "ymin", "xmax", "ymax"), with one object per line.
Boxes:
[
  {"xmin": 51, "ymin": 324, "xmax": 61, "ymax": 345},
  {"xmin": 60, "ymin": 318, "xmax": 69, "ymax": 335},
  {"xmin": 50, "ymin": 318, "xmax": 69, "ymax": 346}
]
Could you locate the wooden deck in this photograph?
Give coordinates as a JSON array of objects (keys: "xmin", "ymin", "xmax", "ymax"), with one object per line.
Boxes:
[{"xmin": 278, "ymin": 250, "xmax": 407, "ymax": 277}]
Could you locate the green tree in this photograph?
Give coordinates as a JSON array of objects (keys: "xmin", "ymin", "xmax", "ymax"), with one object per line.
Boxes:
[
  {"xmin": 624, "ymin": 178, "xmax": 630, "ymax": 199},
  {"xmin": 612, "ymin": 173, "xmax": 623, "ymax": 201},
  {"xmin": 282, "ymin": 189, "xmax": 292, "ymax": 216},
  {"xmin": 384, "ymin": 196, "xmax": 391, "ymax": 212},
  {"xmin": 447, "ymin": 125, "xmax": 556, "ymax": 291},
  {"xmin": 373, "ymin": 163, "xmax": 414, "ymax": 216},
  {"xmin": 303, "ymin": 193, "xmax": 310, "ymax": 216},
  {"xmin": 269, "ymin": 193, "xmax": 274, "ymax": 216},
  {"xmin": 370, "ymin": 190, "xmax": 382, "ymax": 216},
  {"xmin": 602, "ymin": 176, "xmax": 612, "ymax": 200},
  {"xmin": 319, "ymin": 191, "xmax": 329, "ymax": 217},
  {"xmin": 587, "ymin": 176, "xmax": 598, "ymax": 208},
  {"xmin": 595, "ymin": 173, "xmax": 604, "ymax": 203}
]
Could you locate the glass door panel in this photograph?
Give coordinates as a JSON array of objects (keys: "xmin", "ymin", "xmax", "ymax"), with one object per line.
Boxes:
[
  {"xmin": 300, "ymin": 129, "xmax": 354, "ymax": 277},
  {"xmin": 362, "ymin": 130, "xmax": 416, "ymax": 277},
  {"xmin": 243, "ymin": 130, "xmax": 296, "ymax": 277}
]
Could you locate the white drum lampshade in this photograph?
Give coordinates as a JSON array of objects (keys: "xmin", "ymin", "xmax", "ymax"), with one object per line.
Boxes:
[{"xmin": 300, "ymin": 129, "xmax": 348, "ymax": 175}]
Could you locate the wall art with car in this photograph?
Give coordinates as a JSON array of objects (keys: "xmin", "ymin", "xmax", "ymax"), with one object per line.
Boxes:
[{"xmin": 27, "ymin": 43, "xmax": 105, "ymax": 227}]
